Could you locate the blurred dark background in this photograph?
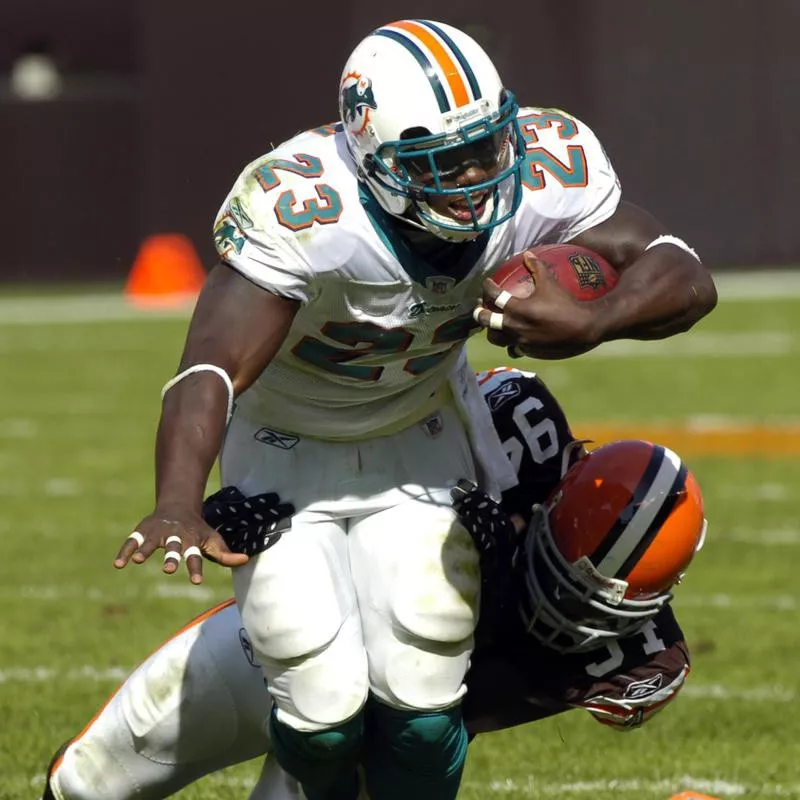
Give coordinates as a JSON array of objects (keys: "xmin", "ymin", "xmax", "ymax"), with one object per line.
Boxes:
[{"xmin": 1, "ymin": 0, "xmax": 797, "ymax": 283}]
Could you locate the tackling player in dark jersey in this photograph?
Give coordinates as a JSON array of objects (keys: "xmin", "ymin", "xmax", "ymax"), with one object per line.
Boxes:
[
  {"xmin": 43, "ymin": 368, "xmax": 706, "ymax": 800},
  {"xmin": 456, "ymin": 367, "xmax": 702, "ymax": 734}
]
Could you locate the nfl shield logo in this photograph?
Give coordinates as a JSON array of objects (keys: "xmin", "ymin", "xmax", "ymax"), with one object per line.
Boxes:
[
  {"xmin": 426, "ymin": 276, "xmax": 456, "ymax": 294},
  {"xmin": 569, "ymin": 254, "xmax": 606, "ymax": 289}
]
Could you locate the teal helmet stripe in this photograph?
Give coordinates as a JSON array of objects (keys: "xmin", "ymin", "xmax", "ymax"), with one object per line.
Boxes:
[
  {"xmin": 374, "ymin": 29, "xmax": 450, "ymax": 113},
  {"xmin": 413, "ymin": 20, "xmax": 482, "ymax": 101}
]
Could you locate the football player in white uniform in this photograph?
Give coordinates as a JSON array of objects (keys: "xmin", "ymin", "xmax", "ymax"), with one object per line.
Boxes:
[
  {"xmin": 50, "ymin": 368, "xmax": 707, "ymax": 800},
  {"xmin": 111, "ymin": 19, "xmax": 716, "ymax": 800}
]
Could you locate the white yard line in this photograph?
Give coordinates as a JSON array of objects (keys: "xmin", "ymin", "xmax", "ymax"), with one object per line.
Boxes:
[
  {"xmin": 9, "ymin": 583, "xmax": 228, "ymax": 603},
  {"xmin": 0, "ymin": 665, "xmax": 130, "ymax": 684},
  {"xmin": 24, "ymin": 770, "xmax": 800, "ymax": 798},
  {"xmin": 675, "ymin": 593, "xmax": 798, "ymax": 611},
  {"xmin": 681, "ymin": 684, "xmax": 795, "ymax": 702},
  {"xmin": 0, "ymin": 269, "xmax": 799, "ymax": 328},
  {"xmin": 583, "ymin": 331, "xmax": 797, "ymax": 359},
  {"xmin": 725, "ymin": 528, "xmax": 800, "ymax": 545},
  {"xmin": 0, "ymin": 659, "xmax": 793, "ymax": 706},
  {"xmin": 7, "ymin": 584, "xmax": 798, "ymax": 611},
  {"xmin": 0, "ymin": 294, "xmax": 194, "ymax": 325},
  {"xmin": 11, "ymin": 583, "xmax": 800, "ymax": 610},
  {"xmin": 711, "ymin": 268, "xmax": 800, "ymax": 301}
]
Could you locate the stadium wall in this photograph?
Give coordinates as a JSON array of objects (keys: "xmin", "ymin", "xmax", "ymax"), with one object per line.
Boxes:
[{"xmin": 1, "ymin": 0, "xmax": 797, "ymax": 282}]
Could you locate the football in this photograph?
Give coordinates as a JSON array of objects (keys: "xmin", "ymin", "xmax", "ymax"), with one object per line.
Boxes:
[{"xmin": 490, "ymin": 244, "xmax": 619, "ymax": 302}]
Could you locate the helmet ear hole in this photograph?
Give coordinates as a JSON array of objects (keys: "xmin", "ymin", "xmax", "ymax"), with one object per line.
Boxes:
[
  {"xmin": 362, "ymin": 153, "xmax": 377, "ymax": 177},
  {"xmin": 400, "ymin": 126, "xmax": 432, "ymax": 140}
]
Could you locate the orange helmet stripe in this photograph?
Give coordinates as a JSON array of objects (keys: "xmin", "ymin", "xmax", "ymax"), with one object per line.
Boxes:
[{"xmin": 386, "ymin": 20, "xmax": 471, "ymax": 107}]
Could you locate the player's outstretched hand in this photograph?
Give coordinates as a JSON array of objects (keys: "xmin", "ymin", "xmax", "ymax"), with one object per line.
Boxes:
[
  {"xmin": 113, "ymin": 503, "xmax": 250, "ymax": 585},
  {"xmin": 477, "ymin": 253, "xmax": 598, "ymax": 359}
]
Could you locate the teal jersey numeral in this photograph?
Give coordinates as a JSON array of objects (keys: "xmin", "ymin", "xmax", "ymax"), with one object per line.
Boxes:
[
  {"xmin": 253, "ymin": 153, "xmax": 344, "ymax": 231},
  {"xmin": 255, "ymin": 153, "xmax": 324, "ymax": 192},
  {"xmin": 275, "ymin": 185, "xmax": 343, "ymax": 231},
  {"xmin": 404, "ymin": 313, "xmax": 480, "ymax": 375},
  {"xmin": 292, "ymin": 313, "xmax": 479, "ymax": 382},
  {"xmin": 309, "ymin": 122, "xmax": 344, "ymax": 138},
  {"xmin": 518, "ymin": 111, "xmax": 588, "ymax": 191},
  {"xmin": 292, "ymin": 321, "xmax": 413, "ymax": 381}
]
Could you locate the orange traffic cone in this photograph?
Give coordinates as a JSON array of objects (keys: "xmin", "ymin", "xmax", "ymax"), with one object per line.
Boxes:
[
  {"xmin": 125, "ymin": 233, "xmax": 206, "ymax": 308},
  {"xmin": 669, "ymin": 793, "xmax": 722, "ymax": 800}
]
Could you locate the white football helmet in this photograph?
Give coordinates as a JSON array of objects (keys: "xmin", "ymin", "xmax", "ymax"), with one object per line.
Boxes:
[
  {"xmin": 339, "ymin": 19, "xmax": 526, "ymax": 241},
  {"xmin": 517, "ymin": 440, "xmax": 707, "ymax": 653}
]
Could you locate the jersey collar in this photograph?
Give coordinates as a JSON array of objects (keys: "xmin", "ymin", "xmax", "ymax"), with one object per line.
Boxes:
[{"xmin": 358, "ymin": 184, "xmax": 489, "ymax": 287}]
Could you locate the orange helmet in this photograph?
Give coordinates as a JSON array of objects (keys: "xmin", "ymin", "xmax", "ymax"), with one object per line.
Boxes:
[{"xmin": 517, "ymin": 439, "xmax": 707, "ymax": 652}]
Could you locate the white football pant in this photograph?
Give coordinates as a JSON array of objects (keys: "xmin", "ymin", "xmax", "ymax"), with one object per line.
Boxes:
[
  {"xmin": 221, "ymin": 403, "xmax": 481, "ymax": 730},
  {"xmin": 47, "ymin": 600, "xmax": 299, "ymax": 799}
]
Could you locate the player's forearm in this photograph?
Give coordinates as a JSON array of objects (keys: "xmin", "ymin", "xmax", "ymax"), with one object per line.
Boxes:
[
  {"xmin": 587, "ymin": 245, "xmax": 717, "ymax": 343},
  {"xmin": 154, "ymin": 375, "xmax": 231, "ymax": 511}
]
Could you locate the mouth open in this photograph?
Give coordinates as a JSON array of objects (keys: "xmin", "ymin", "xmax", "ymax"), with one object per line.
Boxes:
[{"xmin": 449, "ymin": 191, "xmax": 488, "ymax": 222}]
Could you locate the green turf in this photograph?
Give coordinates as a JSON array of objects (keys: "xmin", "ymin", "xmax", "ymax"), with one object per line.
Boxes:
[{"xmin": 1, "ymin": 288, "xmax": 798, "ymax": 799}]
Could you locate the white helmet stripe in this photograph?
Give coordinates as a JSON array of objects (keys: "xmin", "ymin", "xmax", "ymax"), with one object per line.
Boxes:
[{"xmin": 593, "ymin": 446, "xmax": 684, "ymax": 578}]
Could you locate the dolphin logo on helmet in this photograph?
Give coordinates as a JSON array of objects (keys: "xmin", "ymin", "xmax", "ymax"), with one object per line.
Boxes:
[{"xmin": 340, "ymin": 73, "xmax": 377, "ymax": 135}]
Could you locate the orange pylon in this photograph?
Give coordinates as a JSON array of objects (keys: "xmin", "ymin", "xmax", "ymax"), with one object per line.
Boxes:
[
  {"xmin": 125, "ymin": 233, "xmax": 206, "ymax": 307},
  {"xmin": 669, "ymin": 793, "xmax": 722, "ymax": 800}
]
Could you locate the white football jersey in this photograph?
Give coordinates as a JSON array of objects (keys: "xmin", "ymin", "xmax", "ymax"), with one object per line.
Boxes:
[{"xmin": 214, "ymin": 108, "xmax": 620, "ymax": 440}]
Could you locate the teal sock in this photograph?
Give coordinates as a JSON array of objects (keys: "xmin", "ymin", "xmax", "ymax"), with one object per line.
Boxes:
[
  {"xmin": 363, "ymin": 699, "xmax": 469, "ymax": 800},
  {"xmin": 269, "ymin": 709, "xmax": 362, "ymax": 800}
]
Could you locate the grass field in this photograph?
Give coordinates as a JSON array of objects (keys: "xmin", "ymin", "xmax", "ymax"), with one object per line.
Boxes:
[{"xmin": 2, "ymin": 272, "xmax": 799, "ymax": 800}]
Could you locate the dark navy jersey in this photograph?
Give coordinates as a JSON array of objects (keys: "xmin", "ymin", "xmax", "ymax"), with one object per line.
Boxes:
[
  {"xmin": 464, "ymin": 604, "xmax": 689, "ymax": 734},
  {"xmin": 465, "ymin": 368, "xmax": 690, "ymax": 735},
  {"xmin": 477, "ymin": 367, "xmax": 578, "ymax": 520}
]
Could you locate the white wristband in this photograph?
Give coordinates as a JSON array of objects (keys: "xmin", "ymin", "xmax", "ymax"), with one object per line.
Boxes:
[
  {"xmin": 644, "ymin": 235, "xmax": 701, "ymax": 263},
  {"xmin": 161, "ymin": 364, "xmax": 235, "ymax": 422}
]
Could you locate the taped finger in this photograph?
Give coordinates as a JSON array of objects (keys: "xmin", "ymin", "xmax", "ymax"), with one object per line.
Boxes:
[
  {"xmin": 163, "ymin": 550, "xmax": 182, "ymax": 565},
  {"xmin": 183, "ymin": 545, "xmax": 202, "ymax": 560},
  {"xmin": 493, "ymin": 289, "xmax": 513, "ymax": 310},
  {"xmin": 128, "ymin": 531, "xmax": 145, "ymax": 548},
  {"xmin": 165, "ymin": 535, "xmax": 182, "ymax": 547},
  {"xmin": 488, "ymin": 311, "xmax": 504, "ymax": 331}
]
